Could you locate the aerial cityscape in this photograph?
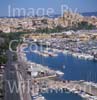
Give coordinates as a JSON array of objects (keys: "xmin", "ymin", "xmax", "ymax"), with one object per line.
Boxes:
[{"xmin": 0, "ymin": 0, "xmax": 97, "ymax": 100}]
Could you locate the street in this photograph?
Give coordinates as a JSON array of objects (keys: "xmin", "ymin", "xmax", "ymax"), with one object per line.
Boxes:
[{"xmin": 4, "ymin": 51, "xmax": 20, "ymax": 100}]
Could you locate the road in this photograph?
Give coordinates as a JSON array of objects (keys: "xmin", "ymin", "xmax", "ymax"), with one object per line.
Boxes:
[
  {"xmin": 4, "ymin": 51, "xmax": 20, "ymax": 100},
  {"xmin": 34, "ymin": 74, "xmax": 57, "ymax": 81}
]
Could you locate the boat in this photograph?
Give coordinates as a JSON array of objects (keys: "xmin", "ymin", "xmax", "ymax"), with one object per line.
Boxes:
[{"xmin": 56, "ymin": 70, "xmax": 64, "ymax": 76}]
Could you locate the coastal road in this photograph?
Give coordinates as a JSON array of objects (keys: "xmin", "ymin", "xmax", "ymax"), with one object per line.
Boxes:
[{"xmin": 4, "ymin": 51, "xmax": 20, "ymax": 100}]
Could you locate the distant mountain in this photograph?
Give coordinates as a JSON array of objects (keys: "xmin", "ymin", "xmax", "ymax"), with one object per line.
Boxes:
[
  {"xmin": 81, "ymin": 12, "xmax": 97, "ymax": 16},
  {"xmin": 47, "ymin": 12, "xmax": 97, "ymax": 18}
]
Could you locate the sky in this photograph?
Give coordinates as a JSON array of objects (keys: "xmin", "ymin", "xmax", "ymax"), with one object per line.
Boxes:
[{"xmin": 0, "ymin": 0, "xmax": 97, "ymax": 17}]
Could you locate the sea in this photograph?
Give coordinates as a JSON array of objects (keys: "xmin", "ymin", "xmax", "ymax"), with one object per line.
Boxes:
[
  {"xmin": 24, "ymin": 46, "xmax": 97, "ymax": 100},
  {"xmin": 0, "ymin": 12, "xmax": 97, "ymax": 18}
]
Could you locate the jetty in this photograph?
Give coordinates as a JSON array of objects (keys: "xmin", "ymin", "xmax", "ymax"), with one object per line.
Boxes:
[
  {"xmin": 33, "ymin": 50, "xmax": 58, "ymax": 57},
  {"xmin": 46, "ymin": 80, "xmax": 97, "ymax": 96}
]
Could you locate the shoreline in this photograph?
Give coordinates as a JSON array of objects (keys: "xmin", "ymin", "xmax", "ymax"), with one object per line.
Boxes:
[
  {"xmin": 27, "ymin": 42, "xmax": 97, "ymax": 61},
  {"xmin": 52, "ymin": 48, "xmax": 97, "ymax": 61}
]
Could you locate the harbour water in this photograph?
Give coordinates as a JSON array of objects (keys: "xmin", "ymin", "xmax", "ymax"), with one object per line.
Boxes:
[
  {"xmin": 42, "ymin": 92, "xmax": 83, "ymax": 100},
  {"xmin": 24, "ymin": 46, "xmax": 97, "ymax": 100}
]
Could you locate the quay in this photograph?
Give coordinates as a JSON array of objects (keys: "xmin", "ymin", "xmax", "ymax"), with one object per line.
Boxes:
[
  {"xmin": 31, "ymin": 79, "xmax": 97, "ymax": 100},
  {"xmin": 25, "ymin": 34, "xmax": 97, "ymax": 62},
  {"xmin": 45, "ymin": 80, "xmax": 97, "ymax": 96}
]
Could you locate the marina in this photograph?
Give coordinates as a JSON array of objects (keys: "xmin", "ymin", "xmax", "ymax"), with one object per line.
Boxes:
[
  {"xmin": 33, "ymin": 80, "xmax": 97, "ymax": 100},
  {"xmin": 24, "ymin": 45, "xmax": 97, "ymax": 81},
  {"xmin": 17, "ymin": 44, "xmax": 97, "ymax": 100}
]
